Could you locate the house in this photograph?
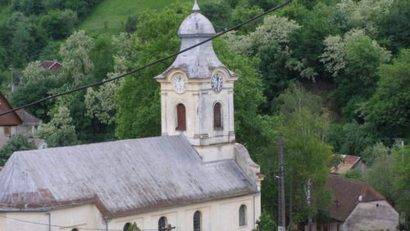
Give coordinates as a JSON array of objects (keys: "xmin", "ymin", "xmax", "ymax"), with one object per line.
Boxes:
[
  {"xmin": 331, "ymin": 154, "xmax": 366, "ymax": 175},
  {"xmin": 0, "ymin": 93, "xmax": 41, "ymax": 148},
  {"xmin": 0, "ymin": 3, "xmax": 263, "ymax": 231},
  {"xmin": 40, "ymin": 60, "xmax": 62, "ymax": 72},
  {"xmin": 320, "ymin": 175, "xmax": 399, "ymax": 231}
]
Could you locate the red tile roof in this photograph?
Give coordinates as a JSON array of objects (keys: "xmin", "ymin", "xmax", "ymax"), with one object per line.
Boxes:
[
  {"xmin": 326, "ymin": 174, "xmax": 385, "ymax": 221},
  {"xmin": 0, "ymin": 93, "xmax": 22, "ymax": 126},
  {"xmin": 40, "ymin": 60, "xmax": 62, "ymax": 72},
  {"xmin": 331, "ymin": 154, "xmax": 362, "ymax": 174}
]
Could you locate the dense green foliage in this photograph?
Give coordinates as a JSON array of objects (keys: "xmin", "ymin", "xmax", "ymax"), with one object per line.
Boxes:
[
  {"xmin": 0, "ymin": 135, "xmax": 36, "ymax": 165},
  {"xmin": 0, "ymin": 0, "xmax": 409, "ymax": 228}
]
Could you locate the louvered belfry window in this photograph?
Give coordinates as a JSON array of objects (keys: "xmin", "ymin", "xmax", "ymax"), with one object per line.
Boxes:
[
  {"xmin": 176, "ymin": 103, "xmax": 186, "ymax": 131},
  {"xmin": 214, "ymin": 103, "xmax": 222, "ymax": 129},
  {"xmin": 193, "ymin": 211, "xmax": 201, "ymax": 231}
]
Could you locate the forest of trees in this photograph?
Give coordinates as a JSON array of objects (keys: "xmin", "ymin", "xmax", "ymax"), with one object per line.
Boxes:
[{"xmin": 0, "ymin": 0, "xmax": 409, "ymax": 229}]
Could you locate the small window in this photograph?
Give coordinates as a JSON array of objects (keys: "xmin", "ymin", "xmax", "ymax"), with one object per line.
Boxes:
[
  {"xmin": 213, "ymin": 103, "xmax": 222, "ymax": 129},
  {"xmin": 158, "ymin": 216, "xmax": 167, "ymax": 231},
  {"xmin": 123, "ymin": 223, "xmax": 131, "ymax": 231},
  {"xmin": 193, "ymin": 211, "xmax": 201, "ymax": 231},
  {"xmin": 176, "ymin": 104, "xmax": 186, "ymax": 131},
  {"xmin": 71, "ymin": 229, "xmax": 79, "ymax": 231},
  {"xmin": 4, "ymin": 126, "xmax": 11, "ymax": 137},
  {"xmin": 239, "ymin": 204, "xmax": 247, "ymax": 226}
]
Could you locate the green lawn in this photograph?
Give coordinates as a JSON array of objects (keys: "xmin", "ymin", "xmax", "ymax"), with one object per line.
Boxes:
[{"xmin": 79, "ymin": 0, "xmax": 199, "ymax": 35}]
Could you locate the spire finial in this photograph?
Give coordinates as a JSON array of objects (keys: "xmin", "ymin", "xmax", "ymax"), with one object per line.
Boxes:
[{"xmin": 193, "ymin": 0, "xmax": 200, "ymax": 12}]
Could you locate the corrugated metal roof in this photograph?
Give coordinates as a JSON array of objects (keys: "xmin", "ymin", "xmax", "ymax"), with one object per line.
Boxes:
[
  {"xmin": 0, "ymin": 135, "xmax": 256, "ymax": 217},
  {"xmin": 15, "ymin": 109, "xmax": 41, "ymax": 125}
]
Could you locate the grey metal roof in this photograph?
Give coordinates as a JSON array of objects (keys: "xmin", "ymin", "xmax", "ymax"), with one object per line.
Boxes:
[
  {"xmin": 0, "ymin": 136, "xmax": 256, "ymax": 217},
  {"xmin": 156, "ymin": 3, "xmax": 231, "ymax": 79}
]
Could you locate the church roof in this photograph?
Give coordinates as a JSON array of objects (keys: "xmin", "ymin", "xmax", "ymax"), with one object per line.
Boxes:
[
  {"xmin": 178, "ymin": 4, "xmax": 216, "ymax": 37},
  {"xmin": 156, "ymin": 2, "xmax": 233, "ymax": 80},
  {"xmin": 0, "ymin": 136, "xmax": 256, "ymax": 218}
]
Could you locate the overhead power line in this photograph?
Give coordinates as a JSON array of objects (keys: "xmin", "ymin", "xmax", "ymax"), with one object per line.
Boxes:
[{"xmin": 0, "ymin": 0, "xmax": 292, "ymax": 118}]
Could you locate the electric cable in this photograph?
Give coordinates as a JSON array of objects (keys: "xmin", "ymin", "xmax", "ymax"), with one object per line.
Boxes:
[{"xmin": 0, "ymin": 0, "xmax": 292, "ymax": 118}]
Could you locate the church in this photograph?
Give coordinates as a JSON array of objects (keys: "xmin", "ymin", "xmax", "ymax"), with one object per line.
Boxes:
[{"xmin": 0, "ymin": 2, "xmax": 263, "ymax": 231}]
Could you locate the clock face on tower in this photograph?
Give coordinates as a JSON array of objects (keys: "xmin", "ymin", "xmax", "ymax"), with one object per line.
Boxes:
[
  {"xmin": 172, "ymin": 73, "xmax": 186, "ymax": 94},
  {"xmin": 211, "ymin": 72, "xmax": 224, "ymax": 92}
]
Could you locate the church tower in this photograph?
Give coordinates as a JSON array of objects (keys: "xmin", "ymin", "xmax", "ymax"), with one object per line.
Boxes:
[{"xmin": 156, "ymin": 2, "xmax": 238, "ymax": 161}]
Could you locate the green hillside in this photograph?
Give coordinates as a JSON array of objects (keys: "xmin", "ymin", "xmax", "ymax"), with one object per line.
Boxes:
[{"xmin": 79, "ymin": 0, "xmax": 203, "ymax": 35}]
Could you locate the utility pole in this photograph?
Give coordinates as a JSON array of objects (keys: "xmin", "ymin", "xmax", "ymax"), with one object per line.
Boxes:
[{"xmin": 277, "ymin": 134, "xmax": 286, "ymax": 231}]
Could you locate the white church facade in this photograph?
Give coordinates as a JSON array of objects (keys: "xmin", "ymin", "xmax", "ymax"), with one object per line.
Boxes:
[{"xmin": 0, "ymin": 2, "xmax": 263, "ymax": 231}]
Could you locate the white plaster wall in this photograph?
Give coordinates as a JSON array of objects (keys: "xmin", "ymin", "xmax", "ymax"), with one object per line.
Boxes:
[
  {"xmin": 108, "ymin": 194, "xmax": 260, "ymax": 231},
  {"xmin": 0, "ymin": 204, "xmax": 105, "ymax": 231},
  {"xmin": 0, "ymin": 194, "xmax": 260, "ymax": 231},
  {"xmin": 341, "ymin": 201, "xmax": 399, "ymax": 231},
  {"xmin": 158, "ymin": 69, "xmax": 236, "ymax": 151}
]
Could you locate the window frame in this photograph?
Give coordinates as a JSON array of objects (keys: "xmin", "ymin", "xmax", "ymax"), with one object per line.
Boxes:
[
  {"xmin": 158, "ymin": 216, "xmax": 167, "ymax": 231},
  {"xmin": 239, "ymin": 204, "xmax": 247, "ymax": 227},
  {"xmin": 213, "ymin": 102, "xmax": 223, "ymax": 130},
  {"xmin": 193, "ymin": 210, "xmax": 201, "ymax": 231},
  {"xmin": 176, "ymin": 103, "xmax": 186, "ymax": 131}
]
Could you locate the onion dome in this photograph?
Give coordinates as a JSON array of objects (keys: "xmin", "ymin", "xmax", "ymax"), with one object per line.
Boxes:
[{"xmin": 156, "ymin": 2, "xmax": 229, "ymax": 79}]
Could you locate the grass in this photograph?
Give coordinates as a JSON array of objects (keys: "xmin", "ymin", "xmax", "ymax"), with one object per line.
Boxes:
[{"xmin": 79, "ymin": 0, "xmax": 199, "ymax": 35}]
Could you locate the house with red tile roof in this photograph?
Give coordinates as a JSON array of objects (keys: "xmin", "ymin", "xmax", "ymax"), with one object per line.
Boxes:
[
  {"xmin": 0, "ymin": 93, "xmax": 41, "ymax": 148},
  {"xmin": 331, "ymin": 154, "xmax": 366, "ymax": 175}
]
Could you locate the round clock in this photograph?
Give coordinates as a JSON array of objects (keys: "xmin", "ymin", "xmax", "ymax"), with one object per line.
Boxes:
[
  {"xmin": 211, "ymin": 72, "xmax": 224, "ymax": 92},
  {"xmin": 172, "ymin": 74, "xmax": 185, "ymax": 93}
]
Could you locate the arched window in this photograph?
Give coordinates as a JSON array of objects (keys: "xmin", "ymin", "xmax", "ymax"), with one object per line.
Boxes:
[
  {"xmin": 176, "ymin": 103, "xmax": 186, "ymax": 131},
  {"xmin": 213, "ymin": 103, "xmax": 222, "ymax": 129},
  {"xmin": 158, "ymin": 216, "xmax": 167, "ymax": 231},
  {"xmin": 123, "ymin": 223, "xmax": 131, "ymax": 231},
  {"xmin": 239, "ymin": 204, "xmax": 247, "ymax": 226},
  {"xmin": 193, "ymin": 211, "xmax": 201, "ymax": 231}
]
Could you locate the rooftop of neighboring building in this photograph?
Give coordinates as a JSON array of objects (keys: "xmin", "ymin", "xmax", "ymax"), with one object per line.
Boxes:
[{"xmin": 326, "ymin": 174, "xmax": 386, "ymax": 222}]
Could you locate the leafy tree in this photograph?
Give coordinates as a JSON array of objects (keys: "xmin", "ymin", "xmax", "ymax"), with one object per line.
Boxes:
[
  {"xmin": 365, "ymin": 49, "xmax": 410, "ymax": 138},
  {"xmin": 393, "ymin": 145, "xmax": 410, "ymax": 226},
  {"xmin": 5, "ymin": 12, "xmax": 47, "ymax": 68},
  {"xmin": 201, "ymin": 1, "xmax": 232, "ymax": 32},
  {"xmin": 334, "ymin": 0, "xmax": 393, "ymax": 35},
  {"xmin": 37, "ymin": 105, "xmax": 78, "ymax": 147},
  {"xmin": 39, "ymin": 9, "xmax": 78, "ymax": 40},
  {"xmin": 361, "ymin": 142, "xmax": 389, "ymax": 166},
  {"xmin": 277, "ymin": 86, "xmax": 333, "ymax": 224},
  {"xmin": 327, "ymin": 121, "xmax": 377, "ymax": 156},
  {"xmin": 378, "ymin": 0, "xmax": 410, "ymax": 52},
  {"xmin": 125, "ymin": 15, "xmax": 138, "ymax": 34},
  {"xmin": 59, "ymin": 30, "xmax": 94, "ymax": 86},
  {"xmin": 253, "ymin": 210, "xmax": 276, "ymax": 231},
  {"xmin": 321, "ymin": 29, "xmax": 391, "ymax": 119},
  {"xmin": 11, "ymin": 61, "xmax": 61, "ymax": 120},
  {"xmin": 126, "ymin": 222, "xmax": 141, "ymax": 231},
  {"xmin": 0, "ymin": 135, "xmax": 36, "ymax": 165}
]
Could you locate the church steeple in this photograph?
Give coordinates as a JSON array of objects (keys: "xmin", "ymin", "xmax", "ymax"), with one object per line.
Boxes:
[{"xmin": 155, "ymin": 2, "xmax": 238, "ymax": 161}]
